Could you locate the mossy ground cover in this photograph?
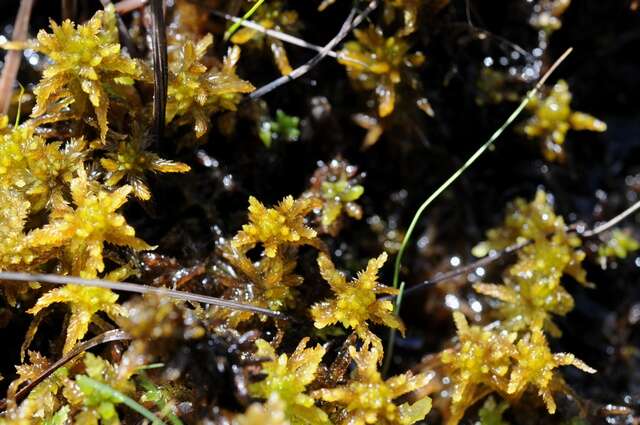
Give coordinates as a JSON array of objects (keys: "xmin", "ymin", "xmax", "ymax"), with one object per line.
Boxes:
[{"xmin": 1, "ymin": 1, "xmax": 640, "ymax": 424}]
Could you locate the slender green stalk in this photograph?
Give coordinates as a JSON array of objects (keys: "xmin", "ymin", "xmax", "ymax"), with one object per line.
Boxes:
[
  {"xmin": 224, "ymin": 0, "xmax": 266, "ymax": 41},
  {"xmin": 383, "ymin": 48, "xmax": 573, "ymax": 375},
  {"xmin": 391, "ymin": 48, "xmax": 572, "ymax": 291},
  {"xmin": 75, "ymin": 375, "xmax": 167, "ymax": 425}
]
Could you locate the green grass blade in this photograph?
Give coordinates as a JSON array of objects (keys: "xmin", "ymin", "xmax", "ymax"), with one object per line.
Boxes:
[
  {"xmin": 383, "ymin": 48, "xmax": 573, "ymax": 375},
  {"xmin": 75, "ymin": 375, "xmax": 167, "ymax": 425},
  {"xmin": 224, "ymin": 0, "xmax": 266, "ymax": 41}
]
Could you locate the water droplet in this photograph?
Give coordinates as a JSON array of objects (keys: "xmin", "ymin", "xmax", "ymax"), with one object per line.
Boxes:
[{"xmin": 445, "ymin": 294, "xmax": 460, "ymax": 310}]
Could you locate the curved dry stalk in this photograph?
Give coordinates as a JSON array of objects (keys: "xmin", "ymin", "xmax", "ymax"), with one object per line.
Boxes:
[
  {"xmin": 0, "ymin": 0, "xmax": 35, "ymax": 116},
  {"xmin": 0, "ymin": 271, "xmax": 290, "ymax": 320},
  {"xmin": 0, "ymin": 329, "xmax": 131, "ymax": 411}
]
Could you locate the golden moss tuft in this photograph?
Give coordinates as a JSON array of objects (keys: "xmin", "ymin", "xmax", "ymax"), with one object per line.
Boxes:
[
  {"xmin": 313, "ymin": 342, "xmax": 432, "ymax": 425},
  {"xmin": 249, "ymin": 338, "xmax": 331, "ymax": 425},
  {"xmin": 166, "ymin": 34, "xmax": 255, "ymax": 138},
  {"xmin": 471, "ymin": 190, "xmax": 587, "ymax": 336},
  {"xmin": 339, "ymin": 26, "xmax": 424, "ymax": 118},
  {"xmin": 27, "ymin": 285, "xmax": 124, "ymax": 354},
  {"xmin": 32, "ymin": 5, "xmax": 141, "ymax": 141},
  {"xmin": 441, "ymin": 312, "xmax": 517, "ymax": 425},
  {"xmin": 522, "ymin": 80, "xmax": 606, "ymax": 162},
  {"xmin": 507, "ymin": 326, "xmax": 595, "ymax": 414},
  {"xmin": 233, "ymin": 195, "xmax": 321, "ymax": 258},
  {"xmin": 442, "ymin": 312, "xmax": 594, "ymax": 424},
  {"xmin": 100, "ymin": 126, "xmax": 190, "ymax": 200},
  {"xmin": 0, "ymin": 123, "xmax": 85, "ymax": 212},
  {"xmin": 28, "ymin": 168, "xmax": 152, "ymax": 278},
  {"xmin": 311, "ymin": 252, "xmax": 403, "ymax": 347}
]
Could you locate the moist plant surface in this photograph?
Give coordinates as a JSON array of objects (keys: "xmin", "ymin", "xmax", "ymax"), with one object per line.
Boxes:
[{"xmin": 1, "ymin": 1, "xmax": 640, "ymax": 424}]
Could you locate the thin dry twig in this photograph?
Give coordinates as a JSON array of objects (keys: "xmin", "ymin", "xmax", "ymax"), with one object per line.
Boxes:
[
  {"xmin": 0, "ymin": 329, "xmax": 131, "ymax": 411},
  {"xmin": 581, "ymin": 198, "xmax": 640, "ymax": 238},
  {"xmin": 248, "ymin": 0, "xmax": 378, "ymax": 100},
  {"xmin": 209, "ymin": 10, "xmax": 339, "ymax": 58},
  {"xmin": 0, "ymin": 271, "xmax": 290, "ymax": 320},
  {"xmin": 0, "ymin": 0, "xmax": 36, "ymax": 116}
]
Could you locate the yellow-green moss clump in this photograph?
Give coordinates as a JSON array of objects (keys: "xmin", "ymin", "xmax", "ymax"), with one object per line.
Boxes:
[
  {"xmin": 303, "ymin": 158, "xmax": 365, "ymax": 236},
  {"xmin": 32, "ymin": 5, "xmax": 142, "ymax": 141},
  {"xmin": 471, "ymin": 190, "xmax": 586, "ymax": 336},
  {"xmin": 249, "ymin": 338, "xmax": 331, "ymax": 425},
  {"xmin": 28, "ymin": 168, "xmax": 152, "ymax": 278},
  {"xmin": 339, "ymin": 26, "xmax": 424, "ymax": 118},
  {"xmin": 441, "ymin": 191, "xmax": 599, "ymax": 424},
  {"xmin": 167, "ymin": 34, "xmax": 255, "ymax": 138},
  {"xmin": 597, "ymin": 228, "xmax": 640, "ymax": 268},
  {"xmin": 311, "ymin": 252, "xmax": 403, "ymax": 354},
  {"xmin": 522, "ymin": 80, "xmax": 606, "ymax": 162},
  {"xmin": 313, "ymin": 342, "xmax": 432, "ymax": 425},
  {"xmin": 214, "ymin": 195, "xmax": 322, "ymax": 324},
  {"xmin": 3, "ymin": 352, "xmax": 138, "ymax": 424},
  {"xmin": 100, "ymin": 125, "xmax": 190, "ymax": 200},
  {"xmin": 441, "ymin": 312, "xmax": 594, "ymax": 425}
]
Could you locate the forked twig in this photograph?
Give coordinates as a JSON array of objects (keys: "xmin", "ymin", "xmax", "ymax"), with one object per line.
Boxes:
[
  {"xmin": 0, "ymin": 329, "xmax": 131, "ymax": 411},
  {"xmin": 248, "ymin": 0, "xmax": 378, "ymax": 100},
  {"xmin": 0, "ymin": 271, "xmax": 290, "ymax": 320},
  {"xmin": 0, "ymin": 0, "xmax": 35, "ymax": 116}
]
